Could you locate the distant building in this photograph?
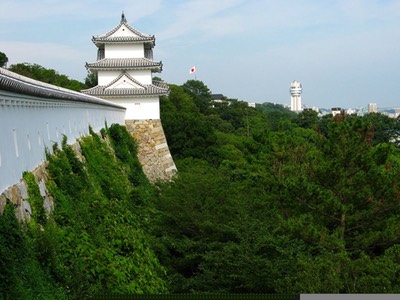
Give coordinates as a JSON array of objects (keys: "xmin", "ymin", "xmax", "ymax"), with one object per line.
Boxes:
[
  {"xmin": 368, "ymin": 103, "xmax": 378, "ymax": 113},
  {"xmin": 331, "ymin": 107, "xmax": 343, "ymax": 116},
  {"xmin": 248, "ymin": 102, "xmax": 256, "ymax": 108},
  {"xmin": 211, "ymin": 94, "xmax": 224, "ymax": 101},
  {"xmin": 211, "ymin": 94, "xmax": 228, "ymax": 105},
  {"xmin": 290, "ymin": 80, "xmax": 302, "ymax": 112},
  {"xmin": 211, "ymin": 93, "xmax": 230, "ymax": 107}
]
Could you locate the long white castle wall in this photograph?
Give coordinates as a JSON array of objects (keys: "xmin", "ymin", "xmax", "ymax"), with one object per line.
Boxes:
[
  {"xmin": 105, "ymin": 44, "xmax": 144, "ymax": 59},
  {"xmin": 111, "ymin": 97, "xmax": 160, "ymax": 120},
  {"xmin": 0, "ymin": 89, "xmax": 126, "ymax": 193}
]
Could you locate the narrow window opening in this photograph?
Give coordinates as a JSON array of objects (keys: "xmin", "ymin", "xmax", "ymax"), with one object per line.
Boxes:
[
  {"xmin": 13, "ymin": 129, "xmax": 19, "ymax": 158},
  {"xmin": 46, "ymin": 123, "xmax": 50, "ymax": 140},
  {"xmin": 27, "ymin": 134, "xmax": 31, "ymax": 151}
]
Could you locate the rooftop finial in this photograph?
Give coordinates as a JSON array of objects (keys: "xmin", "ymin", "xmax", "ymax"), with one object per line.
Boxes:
[{"xmin": 121, "ymin": 11, "xmax": 127, "ymax": 23}]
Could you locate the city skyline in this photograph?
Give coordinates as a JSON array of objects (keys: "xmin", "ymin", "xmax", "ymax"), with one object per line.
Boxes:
[{"xmin": 1, "ymin": 0, "xmax": 400, "ymax": 108}]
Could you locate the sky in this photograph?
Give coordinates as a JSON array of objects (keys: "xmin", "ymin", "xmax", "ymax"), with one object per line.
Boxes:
[{"xmin": 1, "ymin": 0, "xmax": 400, "ymax": 109}]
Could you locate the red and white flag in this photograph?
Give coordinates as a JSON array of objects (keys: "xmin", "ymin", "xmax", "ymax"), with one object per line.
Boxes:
[{"xmin": 189, "ymin": 65, "xmax": 196, "ymax": 74}]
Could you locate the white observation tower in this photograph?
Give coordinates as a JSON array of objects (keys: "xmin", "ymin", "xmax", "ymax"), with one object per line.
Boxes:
[{"xmin": 290, "ymin": 80, "xmax": 302, "ymax": 112}]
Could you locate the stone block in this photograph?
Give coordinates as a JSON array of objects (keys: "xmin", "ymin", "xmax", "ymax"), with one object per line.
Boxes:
[
  {"xmin": 22, "ymin": 200, "xmax": 32, "ymax": 222},
  {"xmin": 18, "ymin": 181, "xmax": 29, "ymax": 199},
  {"xmin": 38, "ymin": 179, "xmax": 47, "ymax": 197},
  {"xmin": 43, "ymin": 194, "xmax": 54, "ymax": 215},
  {"xmin": 125, "ymin": 119, "xmax": 177, "ymax": 182},
  {"xmin": 7, "ymin": 185, "xmax": 22, "ymax": 206},
  {"xmin": 0, "ymin": 194, "xmax": 6, "ymax": 214},
  {"xmin": 155, "ymin": 143, "xmax": 168, "ymax": 150},
  {"xmin": 151, "ymin": 126, "xmax": 163, "ymax": 134}
]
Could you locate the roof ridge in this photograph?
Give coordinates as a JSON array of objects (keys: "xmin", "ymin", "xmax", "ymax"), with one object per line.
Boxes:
[
  {"xmin": 94, "ymin": 14, "xmax": 153, "ymax": 40},
  {"xmin": 85, "ymin": 58, "xmax": 162, "ymax": 71},
  {"xmin": 81, "ymin": 85, "xmax": 169, "ymax": 97}
]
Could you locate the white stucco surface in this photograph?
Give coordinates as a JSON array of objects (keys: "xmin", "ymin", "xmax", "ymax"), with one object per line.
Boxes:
[
  {"xmin": 127, "ymin": 70, "xmax": 152, "ymax": 84},
  {"xmin": 111, "ymin": 24, "xmax": 138, "ymax": 37},
  {"xmin": 111, "ymin": 97, "xmax": 160, "ymax": 120},
  {"xmin": 105, "ymin": 44, "xmax": 144, "ymax": 59},
  {"xmin": 97, "ymin": 70, "xmax": 153, "ymax": 86},
  {"xmin": 98, "ymin": 70, "xmax": 123, "ymax": 85},
  {"xmin": 0, "ymin": 89, "xmax": 126, "ymax": 193}
]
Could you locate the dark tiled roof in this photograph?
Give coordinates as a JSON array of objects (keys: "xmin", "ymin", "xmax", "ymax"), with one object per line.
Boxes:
[
  {"xmin": 92, "ymin": 15, "xmax": 155, "ymax": 45},
  {"xmin": 81, "ymin": 72, "xmax": 169, "ymax": 98},
  {"xmin": 152, "ymin": 80, "xmax": 169, "ymax": 90},
  {"xmin": 86, "ymin": 58, "xmax": 162, "ymax": 71},
  {"xmin": 0, "ymin": 67, "xmax": 125, "ymax": 109},
  {"xmin": 211, "ymin": 94, "xmax": 225, "ymax": 100},
  {"xmin": 81, "ymin": 85, "xmax": 169, "ymax": 98},
  {"xmin": 92, "ymin": 36, "xmax": 155, "ymax": 45}
]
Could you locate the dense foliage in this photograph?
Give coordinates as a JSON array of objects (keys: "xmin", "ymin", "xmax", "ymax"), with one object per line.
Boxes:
[
  {"xmin": 8, "ymin": 63, "xmax": 87, "ymax": 91},
  {"xmin": 156, "ymin": 80, "xmax": 400, "ymax": 293},
  {"xmin": 2, "ymin": 73, "xmax": 400, "ymax": 297},
  {"xmin": 0, "ymin": 51, "xmax": 8, "ymax": 68},
  {"xmin": 1, "ymin": 125, "xmax": 167, "ymax": 299}
]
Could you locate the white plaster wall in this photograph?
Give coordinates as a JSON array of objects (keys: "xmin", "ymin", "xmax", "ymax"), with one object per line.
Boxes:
[
  {"xmin": 105, "ymin": 44, "xmax": 144, "ymax": 59},
  {"xmin": 0, "ymin": 90, "xmax": 126, "ymax": 193},
  {"xmin": 112, "ymin": 24, "xmax": 138, "ymax": 37},
  {"xmin": 111, "ymin": 97, "xmax": 160, "ymax": 120},
  {"xmin": 98, "ymin": 70, "xmax": 123, "ymax": 85},
  {"xmin": 127, "ymin": 70, "xmax": 152, "ymax": 84},
  {"xmin": 98, "ymin": 70, "xmax": 153, "ymax": 86}
]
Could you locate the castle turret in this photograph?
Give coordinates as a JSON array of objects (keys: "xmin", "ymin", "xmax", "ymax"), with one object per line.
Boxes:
[
  {"xmin": 82, "ymin": 13, "xmax": 176, "ymax": 181},
  {"xmin": 82, "ymin": 13, "xmax": 169, "ymax": 120}
]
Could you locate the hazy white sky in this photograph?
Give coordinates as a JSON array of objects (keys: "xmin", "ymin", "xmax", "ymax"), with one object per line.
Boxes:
[{"xmin": 1, "ymin": 0, "xmax": 400, "ymax": 108}]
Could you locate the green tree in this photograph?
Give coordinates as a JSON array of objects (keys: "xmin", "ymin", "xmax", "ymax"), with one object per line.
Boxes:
[
  {"xmin": 84, "ymin": 71, "xmax": 97, "ymax": 88},
  {"xmin": 361, "ymin": 112, "xmax": 400, "ymax": 145},
  {"xmin": 256, "ymin": 102, "xmax": 296, "ymax": 131},
  {"xmin": 0, "ymin": 201, "xmax": 66, "ymax": 299},
  {"xmin": 9, "ymin": 63, "xmax": 86, "ymax": 91},
  {"xmin": 45, "ymin": 130, "xmax": 168, "ymax": 297},
  {"xmin": 272, "ymin": 116, "xmax": 400, "ymax": 258},
  {"xmin": 294, "ymin": 109, "xmax": 319, "ymax": 129},
  {"xmin": 154, "ymin": 159, "xmax": 290, "ymax": 293},
  {"xmin": 160, "ymin": 84, "xmax": 217, "ymax": 161},
  {"xmin": 0, "ymin": 51, "xmax": 8, "ymax": 67},
  {"xmin": 182, "ymin": 80, "xmax": 212, "ymax": 114},
  {"xmin": 157, "ymin": 77, "xmax": 400, "ymax": 293},
  {"xmin": 182, "ymin": 79, "xmax": 212, "ymax": 100}
]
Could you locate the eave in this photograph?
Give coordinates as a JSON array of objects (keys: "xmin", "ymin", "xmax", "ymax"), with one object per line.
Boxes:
[{"xmin": 85, "ymin": 58, "xmax": 162, "ymax": 72}]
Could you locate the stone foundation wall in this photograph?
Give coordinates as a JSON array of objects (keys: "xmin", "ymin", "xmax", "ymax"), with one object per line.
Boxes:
[
  {"xmin": 0, "ymin": 121, "xmax": 176, "ymax": 221},
  {"xmin": 125, "ymin": 119, "xmax": 177, "ymax": 182},
  {"xmin": 0, "ymin": 163, "xmax": 54, "ymax": 222}
]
